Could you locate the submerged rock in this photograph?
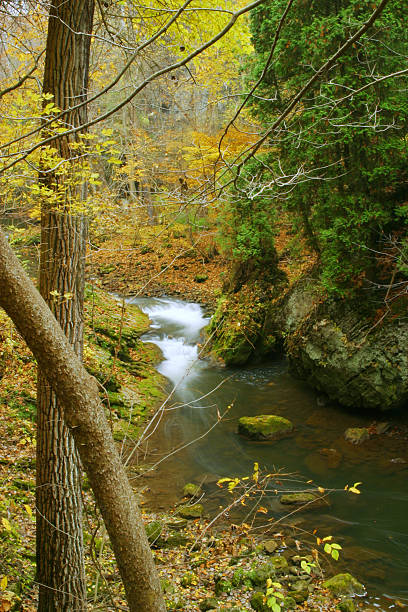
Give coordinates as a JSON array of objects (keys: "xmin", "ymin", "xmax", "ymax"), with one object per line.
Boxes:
[
  {"xmin": 344, "ymin": 427, "xmax": 369, "ymax": 445},
  {"xmin": 322, "ymin": 572, "xmax": 365, "ymax": 597},
  {"xmin": 319, "ymin": 447, "xmax": 342, "ymax": 468},
  {"xmin": 280, "ymin": 492, "xmax": 329, "ymax": 510},
  {"xmin": 260, "ymin": 539, "xmax": 279, "ymax": 554},
  {"xmin": 183, "ymin": 482, "xmax": 203, "ymax": 498},
  {"xmin": 238, "ymin": 415, "xmax": 294, "ymax": 441}
]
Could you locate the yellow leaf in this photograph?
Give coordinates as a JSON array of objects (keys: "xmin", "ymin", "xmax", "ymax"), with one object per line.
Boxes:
[
  {"xmin": 1, "ymin": 518, "xmax": 11, "ymax": 532},
  {"xmin": 318, "ymin": 486, "xmax": 325, "ymax": 494},
  {"xmin": 24, "ymin": 505, "xmax": 32, "ymax": 518},
  {"xmin": 217, "ymin": 477, "xmax": 233, "ymax": 486},
  {"xmin": 0, "ymin": 575, "xmax": 7, "ymax": 590}
]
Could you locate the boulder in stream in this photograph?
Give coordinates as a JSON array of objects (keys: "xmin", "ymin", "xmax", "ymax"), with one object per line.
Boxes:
[
  {"xmin": 322, "ymin": 572, "xmax": 365, "ymax": 597},
  {"xmin": 344, "ymin": 427, "xmax": 370, "ymax": 445},
  {"xmin": 279, "ymin": 492, "xmax": 329, "ymax": 510},
  {"xmin": 183, "ymin": 482, "xmax": 203, "ymax": 499},
  {"xmin": 238, "ymin": 415, "xmax": 294, "ymax": 441},
  {"xmin": 177, "ymin": 503, "xmax": 204, "ymax": 519}
]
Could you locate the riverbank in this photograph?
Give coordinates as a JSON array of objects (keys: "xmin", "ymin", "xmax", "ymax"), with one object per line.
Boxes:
[{"xmin": 0, "ymin": 284, "xmax": 168, "ymax": 608}]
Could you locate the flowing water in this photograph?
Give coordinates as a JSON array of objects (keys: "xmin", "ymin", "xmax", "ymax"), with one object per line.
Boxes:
[{"xmin": 129, "ymin": 296, "xmax": 408, "ymax": 609}]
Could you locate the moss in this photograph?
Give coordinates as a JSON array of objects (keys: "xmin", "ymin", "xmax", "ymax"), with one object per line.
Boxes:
[
  {"xmin": 199, "ymin": 598, "xmax": 219, "ymax": 611},
  {"xmin": 344, "ymin": 428, "xmax": 369, "ymax": 445},
  {"xmin": 177, "ymin": 504, "xmax": 204, "ymax": 519},
  {"xmin": 337, "ymin": 599, "xmax": 356, "ymax": 612},
  {"xmin": 282, "ymin": 596, "xmax": 297, "ymax": 609},
  {"xmin": 180, "ymin": 571, "xmax": 197, "ymax": 587},
  {"xmin": 247, "ymin": 557, "xmax": 288, "ymax": 586},
  {"xmin": 145, "ymin": 521, "xmax": 163, "ymax": 544},
  {"xmin": 12, "ymin": 478, "xmax": 35, "ymax": 491},
  {"xmin": 280, "ymin": 492, "xmax": 328, "ymax": 510},
  {"xmin": 183, "ymin": 483, "xmax": 202, "ymax": 498},
  {"xmin": 82, "ymin": 288, "xmax": 166, "ymax": 440},
  {"xmin": 214, "ymin": 578, "xmax": 232, "ymax": 596},
  {"xmin": 249, "ymin": 591, "xmax": 268, "ymax": 612},
  {"xmin": 205, "ymin": 287, "xmax": 280, "ymax": 366},
  {"xmin": 238, "ymin": 415, "xmax": 293, "ymax": 441},
  {"xmin": 322, "ymin": 573, "xmax": 365, "ymax": 598}
]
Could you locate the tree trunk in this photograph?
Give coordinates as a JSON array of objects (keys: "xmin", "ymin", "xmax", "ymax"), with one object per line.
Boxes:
[
  {"xmin": 37, "ymin": 0, "xmax": 94, "ymax": 608},
  {"xmin": 0, "ymin": 228, "xmax": 166, "ymax": 612},
  {"xmin": 36, "ymin": 213, "xmax": 88, "ymax": 610}
]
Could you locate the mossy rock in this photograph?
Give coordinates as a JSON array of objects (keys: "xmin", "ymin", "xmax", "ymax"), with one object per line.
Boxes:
[
  {"xmin": 280, "ymin": 492, "xmax": 329, "ymax": 510},
  {"xmin": 177, "ymin": 503, "xmax": 204, "ymax": 519},
  {"xmin": 238, "ymin": 415, "xmax": 293, "ymax": 441},
  {"xmin": 214, "ymin": 578, "xmax": 232, "ymax": 596},
  {"xmin": 248, "ymin": 556, "xmax": 289, "ymax": 586},
  {"xmin": 199, "ymin": 598, "xmax": 218, "ymax": 611},
  {"xmin": 337, "ymin": 599, "xmax": 356, "ymax": 612},
  {"xmin": 287, "ymin": 583, "xmax": 308, "ymax": 603},
  {"xmin": 269, "ymin": 555, "xmax": 289, "ymax": 573},
  {"xmin": 250, "ymin": 592, "xmax": 268, "ymax": 612},
  {"xmin": 164, "ymin": 532, "xmax": 189, "ymax": 548},
  {"xmin": 322, "ymin": 573, "xmax": 365, "ymax": 598},
  {"xmin": 145, "ymin": 521, "xmax": 163, "ymax": 544},
  {"xmin": 183, "ymin": 483, "xmax": 203, "ymax": 498},
  {"xmin": 344, "ymin": 428, "xmax": 370, "ymax": 445},
  {"xmin": 260, "ymin": 539, "xmax": 279, "ymax": 554},
  {"xmin": 282, "ymin": 596, "xmax": 297, "ymax": 609}
]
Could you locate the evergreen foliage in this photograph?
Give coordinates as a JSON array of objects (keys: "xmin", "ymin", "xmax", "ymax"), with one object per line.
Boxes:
[{"xmin": 246, "ymin": 0, "xmax": 408, "ymax": 294}]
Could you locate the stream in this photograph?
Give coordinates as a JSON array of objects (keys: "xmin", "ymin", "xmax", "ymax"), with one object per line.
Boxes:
[{"xmin": 129, "ymin": 295, "xmax": 408, "ymax": 610}]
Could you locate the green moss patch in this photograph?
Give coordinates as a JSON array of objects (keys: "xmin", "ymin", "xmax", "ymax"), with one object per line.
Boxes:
[{"xmin": 238, "ymin": 415, "xmax": 294, "ymax": 441}]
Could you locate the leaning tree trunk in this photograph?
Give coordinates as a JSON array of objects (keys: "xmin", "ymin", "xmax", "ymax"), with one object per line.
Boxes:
[
  {"xmin": 36, "ymin": 0, "xmax": 94, "ymax": 608},
  {"xmin": 0, "ymin": 229, "xmax": 166, "ymax": 612}
]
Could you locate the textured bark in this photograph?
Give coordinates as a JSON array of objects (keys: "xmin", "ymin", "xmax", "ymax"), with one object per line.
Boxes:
[
  {"xmin": 0, "ymin": 229, "xmax": 166, "ymax": 611},
  {"xmin": 36, "ymin": 214, "xmax": 88, "ymax": 610},
  {"xmin": 37, "ymin": 0, "xmax": 94, "ymax": 608}
]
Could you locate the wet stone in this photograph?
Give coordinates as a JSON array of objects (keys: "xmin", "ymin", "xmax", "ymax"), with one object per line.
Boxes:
[
  {"xmin": 279, "ymin": 492, "xmax": 329, "ymax": 510},
  {"xmin": 322, "ymin": 572, "xmax": 365, "ymax": 597},
  {"xmin": 238, "ymin": 414, "xmax": 294, "ymax": 441},
  {"xmin": 319, "ymin": 447, "xmax": 342, "ymax": 468},
  {"xmin": 344, "ymin": 427, "xmax": 370, "ymax": 445},
  {"xmin": 177, "ymin": 503, "xmax": 204, "ymax": 519}
]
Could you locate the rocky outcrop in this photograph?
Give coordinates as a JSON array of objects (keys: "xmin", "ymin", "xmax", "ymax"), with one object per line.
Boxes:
[
  {"xmin": 280, "ymin": 280, "xmax": 408, "ymax": 410},
  {"xmin": 207, "ymin": 272, "xmax": 408, "ymax": 411}
]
